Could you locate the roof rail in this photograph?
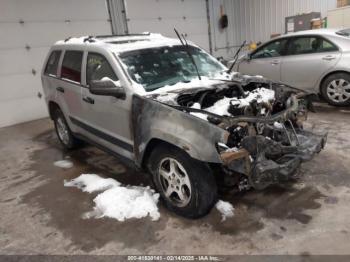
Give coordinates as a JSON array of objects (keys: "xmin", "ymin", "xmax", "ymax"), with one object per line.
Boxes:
[
  {"xmin": 83, "ymin": 36, "xmax": 96, "ymax": 43},
  {"xmin": 94, "ymin": 33, "xmax": 151, "ymax": 39}
]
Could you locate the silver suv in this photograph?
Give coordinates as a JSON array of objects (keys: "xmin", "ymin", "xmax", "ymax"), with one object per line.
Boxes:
[{"xmin": 41, "ymin": 33, "xmax": 327, "ymax": 218}]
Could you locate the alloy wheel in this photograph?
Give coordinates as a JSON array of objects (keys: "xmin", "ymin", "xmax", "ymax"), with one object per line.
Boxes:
[
  {"xmin": 56, "ymin": 117, "xmax": 70, "ymax": 145},
  {"xmin": 158, "ymin": 157, "xmax": 192, "ymax": 207},
  {"xmin": 326, "ymin": 79, "xmax": 350, "ymax": 103}
]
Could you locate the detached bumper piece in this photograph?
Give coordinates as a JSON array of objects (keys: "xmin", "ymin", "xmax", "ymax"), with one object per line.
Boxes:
[{"xmin": 221, "ymin": 130, "xmax": 327, "ymax": 190}]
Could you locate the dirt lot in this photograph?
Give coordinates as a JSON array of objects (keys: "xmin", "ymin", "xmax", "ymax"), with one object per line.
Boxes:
[{"xmin": 0, "ymin": 103, "xmax": 350, "ymax": 255}]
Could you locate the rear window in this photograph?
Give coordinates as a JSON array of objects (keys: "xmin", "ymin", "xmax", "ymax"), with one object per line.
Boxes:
[
  {"xmin": 61, "ymin": 51, "xmax": 83, "ymax": 83},
  {"xmin": 336, "ymin": 29, "xmax": 350, "ymax": 37},
  {"xmin": 45, "ymin": 50, "xmax": 61, "ymax": 76}
]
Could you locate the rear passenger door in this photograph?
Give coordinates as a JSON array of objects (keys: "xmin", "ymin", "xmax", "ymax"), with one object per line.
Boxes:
[
  {"xmin": 281, "ymin": 36, "xmax": 341, "ymax": 91},
  {"xmin": 57, "ymin": 50, "xmax": 84, "ymax": 128}
]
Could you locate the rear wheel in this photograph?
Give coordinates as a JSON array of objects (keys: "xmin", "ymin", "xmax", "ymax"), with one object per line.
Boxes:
[
  {"xmin": 321, "ymin": 73, "xmax": 350, "ymax": 106},
  {"xmin": 148, "ymin": 145, "xmax": 218, "ymax": 218},
  {"xmin": 53, "ymin": 108, "xmax": 81, "ymax": 149}
]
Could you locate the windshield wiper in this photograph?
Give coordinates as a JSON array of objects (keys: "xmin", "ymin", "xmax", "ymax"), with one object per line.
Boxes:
[
  {"xmin": 174, "ymin": 28, "xmax": 202, "ymax": 81},
  {"xmin": 227, "ymin": 40, "xmax": 247, "ymax": 74}
]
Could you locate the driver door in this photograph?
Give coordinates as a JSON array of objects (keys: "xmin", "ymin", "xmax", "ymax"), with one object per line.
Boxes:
[
  {"xmin": 238, "ymin": 38, "xmax": 288, "ymax": 81},
  {"xmin": 79, "ymin": 52, "xmax": 134, "ymax": 159}
]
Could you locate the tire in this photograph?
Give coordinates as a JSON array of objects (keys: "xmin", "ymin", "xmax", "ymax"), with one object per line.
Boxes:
[
  {"xmin": 320, "ymin": 73, "xmax": 350, "ymax": 106},
  {"xmin": 147, "ymin": 144, "xmax": 218, "ymax": 219},
  {"xmin": 53, "ymin": 108, "xmax": 81, "ymax": 149}
]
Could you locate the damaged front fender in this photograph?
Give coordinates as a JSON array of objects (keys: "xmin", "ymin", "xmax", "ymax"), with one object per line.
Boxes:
[{"xmin": 132, "ymin": 95, "xmax": 229, "ymax": 167}]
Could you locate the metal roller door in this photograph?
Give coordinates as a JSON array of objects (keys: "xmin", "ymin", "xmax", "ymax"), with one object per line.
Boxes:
[
  {"xmin": 0, "ymin": 0, "xmax": 112, "ymax": 127},
  {"xmin": 124, "ymin": 0, "xmax": 211, "ymax": 52}
]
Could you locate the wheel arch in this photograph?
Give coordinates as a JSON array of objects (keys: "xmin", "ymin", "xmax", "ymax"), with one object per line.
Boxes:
[
  {"xmin": 319, "ymin": 70, "xmax": 350, "ymax": 93},
  {"xmin": 140, "ymin": 138, "xmax": 193, "ymax": 170},
  {"xmin": 48, "ymin": 101, "xmax": 61, "ymax": 119}
]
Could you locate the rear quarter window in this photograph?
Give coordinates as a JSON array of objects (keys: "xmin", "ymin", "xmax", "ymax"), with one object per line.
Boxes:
[
  {"xmin": 45, "ymin": 50, "xmax": 61, "ymax": 76},
  {"xmin": 61, "ymin": 51, "xmax": 83, "ymax": 83}
]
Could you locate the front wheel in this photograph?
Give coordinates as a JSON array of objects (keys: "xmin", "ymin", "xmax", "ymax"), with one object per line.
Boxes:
[
  {"xmin": 320, "ymin": 73, "xmax": 350, "ymax": 106},
  {"xmin": 148, "ymin": 145, "xmax": 218, "ymax": 219}
]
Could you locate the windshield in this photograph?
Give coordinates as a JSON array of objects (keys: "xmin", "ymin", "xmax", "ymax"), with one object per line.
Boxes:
[
  {"xmin": 118, "ymin": 45, "xmax": 226, "ymax": 92},
  {"xmin": 336, "ymin": 29, "xmax": 350, "ymax": 37}
]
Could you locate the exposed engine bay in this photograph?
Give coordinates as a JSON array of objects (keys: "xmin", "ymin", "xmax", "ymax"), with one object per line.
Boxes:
[{"xmin": 150, "ymin": 75, "xmax": 327, "ymax": 190}]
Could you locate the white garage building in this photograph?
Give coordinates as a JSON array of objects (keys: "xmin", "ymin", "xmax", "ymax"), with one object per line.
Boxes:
[{"xmin": 0, "ymin": 0, "xmax": 339, "ymax": 127}]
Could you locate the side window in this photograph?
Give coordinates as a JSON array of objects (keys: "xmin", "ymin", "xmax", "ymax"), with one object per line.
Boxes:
[
  {"xmin": 86, "ymin": 53, "xmax": 118, "ymax": 86},
  {"xmin": 286, "ymin": 37, "xmax": 338, "ymax": 56},
  {"xmin": 251, "ymin": 39, "xmax": 287, "ymax": 59},
  {"xmin": 61, "ymin": 51, "xmax": 83, "ymax": 83},
  {"xmin": 318, "ymin": 38, "xmax": 338, "ymax": 52},
  {"xmin": 45, "ymin": 50, "xmax": 61, "ymax": 76}
]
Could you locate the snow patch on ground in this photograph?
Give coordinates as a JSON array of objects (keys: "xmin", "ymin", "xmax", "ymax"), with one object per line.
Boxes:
[
  {"xmin": 215, "ymin": 200, "xmax": 234, "ymax": 221},
  {"xmin": 64, "ymin": 174, "xmax": 120, "ymax": 193},
  {"xmin": 53, "ymin": 160, "xmax": 73, "ymax": 169},
  {"xmin": 64, "ymin": 174, "xmax": 160, "ymax": 221}
]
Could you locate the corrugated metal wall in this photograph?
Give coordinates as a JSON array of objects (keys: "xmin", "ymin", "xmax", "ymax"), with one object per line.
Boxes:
[{"xmin": 210, "ymin": 0, "xmax": 337, "ymax": 59}]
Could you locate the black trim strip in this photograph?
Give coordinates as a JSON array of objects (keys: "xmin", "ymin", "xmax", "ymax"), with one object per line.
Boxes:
[
  {"xmin": 70, "ymin": 117, "xmax": 133, "ymax": 152},
  {"xmin": 73, "ymin": 132, "xmax": 138, "ymax": 170}
]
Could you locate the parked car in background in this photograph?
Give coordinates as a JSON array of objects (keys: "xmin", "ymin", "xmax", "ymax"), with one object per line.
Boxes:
[{"xmin": 236, "ymin": 28, "xmax": 350, "ymax": 106}]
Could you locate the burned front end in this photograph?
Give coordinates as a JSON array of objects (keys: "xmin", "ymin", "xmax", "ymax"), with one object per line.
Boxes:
[{"xmin": 148, "ymin": 75, "xmax": 327, "ymax": 190}]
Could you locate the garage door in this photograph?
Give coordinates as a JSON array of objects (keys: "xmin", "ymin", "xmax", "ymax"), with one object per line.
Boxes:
[
  {"xmin": 124, "ymin": 0, "xmax": 210, "ymax": 52},
  {"xmin": 0, "ymin": 0, "xmax": 111, "ymax": 128}
]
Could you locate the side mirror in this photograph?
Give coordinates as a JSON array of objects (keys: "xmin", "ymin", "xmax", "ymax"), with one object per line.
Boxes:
[{"xmin": 89, "ymin": 79, "xmax": 126, "ymax": 99}]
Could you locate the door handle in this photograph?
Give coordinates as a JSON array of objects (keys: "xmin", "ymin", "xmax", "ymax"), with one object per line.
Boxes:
[
  {"xmin": 56, "ymin": 87, "xmax": 64, "ymax": 93},
  {"xmin": 83, "ymin": 96, "xmax": 95, "ymax": 104},
  {"xmin": 271, "ymin": 60, "xmax": 280, "ymax": 65},
  {"xmin": 322, "ymin": 55, "xmax": 336, "ymax": 61}
]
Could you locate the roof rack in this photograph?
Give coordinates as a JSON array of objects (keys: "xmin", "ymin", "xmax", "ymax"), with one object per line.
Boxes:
[
  {"xmin": 94, "ymin": 33, "xmax": 151, "ymax": 39},
  {"xmin": 83, "ymin": 36, "xmax": 96, "ymax": 43}
]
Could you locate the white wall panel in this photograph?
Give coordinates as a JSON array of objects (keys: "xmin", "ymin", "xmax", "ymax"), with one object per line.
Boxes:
[
  {"xmin": 0, "ymin": 96, "xmax": 49, "ymax": 128},
  {"xmin": 210, "ymin": 0, "xmax": 337, "ymax": 59},
  {"xmin": 0, "ymin": 74, "xmax": 42, "ymax": 103},
  {"xmin": 125, "ymin": 0, "xmax": 210, "ymax": 51},
  {"xmin": 328, "ymin": 6, "xmax": 350, "ymax": 28},
  {"xmin": 0, "ymin": 21, "xmax": 111, "ymax": 49},
  {"xmin": 0, "ymin": 48, "xmax": 48, "ymax": 76},
  {"xmin": 0, "ymin": 0, "xmax": 110, "ymax": 21},
  {"xmin": 0, "ymin": 0, "xmax": 112, "ymax": 127}
]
